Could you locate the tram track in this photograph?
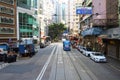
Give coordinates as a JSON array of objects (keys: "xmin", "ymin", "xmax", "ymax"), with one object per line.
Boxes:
[
  {"xmin": 69, "ymin": 49, "xmax": 98, "ymax": 80},
  {"xmin": 66, "ymin": 49, "xmax": 98, "ymax": 80},
  {"xmin": 66, "ymin": 51, "xmax": 82, "ymax": 80},
  {"xmin": 54, "ymin": 43, "xmax": 66, "ymax": 80}
]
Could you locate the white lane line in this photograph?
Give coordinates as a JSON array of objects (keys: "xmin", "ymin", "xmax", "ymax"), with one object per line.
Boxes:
[
  {"xmin": 36, "ymin": 46, "xmax": 56, "ymax": 80},
  {"xmin": 0, "ymin": 63, "xmax": 9, "ymax": 70}
]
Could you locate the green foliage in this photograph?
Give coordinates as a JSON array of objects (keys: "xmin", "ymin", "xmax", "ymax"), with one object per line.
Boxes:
[{"xmin": 48, "ymin": 23, "xmax": 67, "ymax": 42}]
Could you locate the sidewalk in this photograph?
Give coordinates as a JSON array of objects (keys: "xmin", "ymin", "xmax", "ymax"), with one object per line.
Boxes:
[
  {"xmin": 76, "ymin": 46, "xmax": 120, "ymax": 70},
  {"xmin": 107, "ymin": 57, "xmax": 120, "ymax": 70}
]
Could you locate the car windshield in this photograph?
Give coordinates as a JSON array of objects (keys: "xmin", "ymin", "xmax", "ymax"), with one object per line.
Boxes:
[
  {"xmin": 86, "ymin": 48, "xmax": 92, "ymax": 51},
  {"xmin": 94, "ymin": 53, "xmax": 104, "ymax": 56},
  {"xmin": 0, "ymin": 45, "xmax": 7, "ymax": 50}
]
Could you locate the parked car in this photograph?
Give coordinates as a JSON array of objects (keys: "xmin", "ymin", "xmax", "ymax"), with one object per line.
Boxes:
[
  {"xmin": 83, "ymin": 48, "xmax": 93, "ymax": 57},
  {"xmin": 0, "ymin": 48, "xmax": 7, "ymax": 54},
  {"xmin": 81, "ymin": 47, "xmax": 87, "ymax": 54},
  {"xmin": 90, "ymin": 52, "xmax": 107, "ymax": 62},
  {"xmin": 78, "ymin": 45, "xmax": 84, "ymax": 53},
  {"xmin": 0, "ymin": 43, "xmax": 9, "ymax": 62}
]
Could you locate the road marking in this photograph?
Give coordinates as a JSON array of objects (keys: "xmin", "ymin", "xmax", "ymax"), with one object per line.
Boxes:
[
  {"xmin": 57, "ymin": 57, "xmax": 63, "ymax": 64},
  {"xmin": 36, "ymin": 46, "xmax": 56, "ymax": 80},
  {"xmin": 0, "ymin": 63, "xmax": 9, "ymax": 70}
]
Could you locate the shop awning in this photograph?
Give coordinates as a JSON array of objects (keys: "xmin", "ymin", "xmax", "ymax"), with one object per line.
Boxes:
[{"xmin": 81, "ymin": 27, "xmax": 103, "ymax": 37}]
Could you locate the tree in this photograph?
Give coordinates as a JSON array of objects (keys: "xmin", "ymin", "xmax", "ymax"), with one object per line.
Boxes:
[{"xmin": 48, "ymin": 23, "xmax": 67, "ymax": 42}]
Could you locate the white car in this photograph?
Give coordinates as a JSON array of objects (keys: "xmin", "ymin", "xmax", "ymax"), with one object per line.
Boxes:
[
  {"xmin": 0, "ymin": 48, "xmax": 7, "ymax": 54},
  {"xmin": 90, "ymin": 52, "xmax": 107, "ymax": 62},
  {"xmin": 83, "ymin": 48, "xmax": 93, "ymax": 57},
  {"xmin": 79, "ymin": 47, "xmax": 86, "ymax": 53},
  {"xmin": 77, "ymin": 45, "xmax": 83, "ymax": 52}
]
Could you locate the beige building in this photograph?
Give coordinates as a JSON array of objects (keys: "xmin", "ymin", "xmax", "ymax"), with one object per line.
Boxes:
[
  {"xmin": 67, "ymin": 0, "xmax": 82, "ymax": 35},
  {"xmin": 38, "ymin": 0, "xmax": 54, "ymax": 38}
]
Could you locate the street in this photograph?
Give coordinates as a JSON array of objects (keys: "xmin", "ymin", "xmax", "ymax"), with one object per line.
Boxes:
[{"xmin": 0, "ymin": 42, "xmax": 120, "ymax": 80}]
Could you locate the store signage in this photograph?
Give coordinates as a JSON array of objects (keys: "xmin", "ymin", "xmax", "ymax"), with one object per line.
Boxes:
[{"xmin": 76, "ymin": 7, "xmax": 92, "ymax": 14}]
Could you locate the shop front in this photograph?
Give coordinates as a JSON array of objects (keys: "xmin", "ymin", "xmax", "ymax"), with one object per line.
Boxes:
[
  {"xmin": 102, "ymin": 38, "xmax": 119, "ymax": 60},
  {"xmin": 81, "ymin": 27, "xmax": 103, "ymax": 51}
]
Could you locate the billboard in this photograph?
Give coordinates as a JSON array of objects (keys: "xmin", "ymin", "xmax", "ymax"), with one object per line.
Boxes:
[{"xmin": 76, "ymin": 7, "xmax": 92, "ymax": 14}]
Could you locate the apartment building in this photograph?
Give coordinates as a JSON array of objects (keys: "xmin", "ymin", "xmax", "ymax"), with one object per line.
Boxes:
[
  {"xmin": 80, "ymin": 0, "xmax": 119, "ymax": 60},
  {"xmin": 72, "ymin": 0, "xmax": 82, "ymax": 34},
  {"xmin": 0, "ymin": 0, "xmax": 17, "ymax": 42},
  {"xmin": 67, "ymin": 0, "xmax": 82, "ymax": 35},
  {"xmin": 38, "ymin": 0, "xmax": 54, "ymax": 38}
]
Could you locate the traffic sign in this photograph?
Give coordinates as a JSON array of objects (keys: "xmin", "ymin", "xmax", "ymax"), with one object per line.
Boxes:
[{"xmin": 76, "ymin": 7, "xmax": 92, "ymax": 14}]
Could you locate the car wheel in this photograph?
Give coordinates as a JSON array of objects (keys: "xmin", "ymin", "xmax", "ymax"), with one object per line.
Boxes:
[{"xmin": 88, "ymin": 54, "xmax": 90, "ymax": 57}]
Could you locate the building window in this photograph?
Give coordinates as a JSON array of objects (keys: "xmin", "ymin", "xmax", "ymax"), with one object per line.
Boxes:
[
  {"xmin": 76, "ymin": 22, "xmax": 78, "ymax": 24},
  {"xmin": 0, "ymin": 27, "xmax": 15, "ymax": 34},
  {"xmin": 0, "ymin": 0, "xmax": 14, "ymax": 5},
  {"xmin": 0, "ymin": 6, "xmax": 14, "ymax": 15},
  {"xmin": 76, "ymin": 18, "xmax": 78, "ymax": 20},
  {"xmin": 0, "ymin": 16, "xmax": 14, "ymax": 24}
]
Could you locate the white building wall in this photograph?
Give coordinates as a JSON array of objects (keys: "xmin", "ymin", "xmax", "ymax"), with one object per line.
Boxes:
[{"xmin": 38, "ymin": 0, "xmax": 54, "ymax": 37}]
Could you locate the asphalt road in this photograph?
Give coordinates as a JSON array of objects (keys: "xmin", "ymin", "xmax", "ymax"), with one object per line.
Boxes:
[{"xmin": 0, "ymin": 42, "xmax": 120, "ymax": 80}]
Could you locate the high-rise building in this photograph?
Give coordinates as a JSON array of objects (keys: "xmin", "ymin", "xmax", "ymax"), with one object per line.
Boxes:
[
  {"xmin": 67, "ymin": 0, "xmax": 82, "ymax": 35},
  {"xmin": 73, "ymin": 0, "xmax": 82, "ymax": 34},
  {"xmin": 17, "ymin": 0, "xmax": 38, "ymax": 40},
  {"xmin": 55, "ymin": 0, "xmax": 67, "ymax": 24},
  {"xmin": 38, "ymin": 0, "xmax": 54, "ymax": 38},
  {"xmin": 67, "ymin": 0, "xmax": 73, "ymax": 33},
  {"xmin": 0, "ymin": 0, "xmax": 17, "ymax": 42}
]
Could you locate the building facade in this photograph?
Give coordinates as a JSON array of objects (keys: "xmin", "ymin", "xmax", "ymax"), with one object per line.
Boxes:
[
  {"xmin": 0, "ymin": 0, "xmax": 17, "ymax": 42},
  {"xmin": 17, "ymin": 0, "xmax": 38, "ymax": 41},
  {"xmin": 67, "ymin": 0, "xmax": 83, "ymax": 35},
  {"xmin": 38, "ymin": 0, "xmax": 54, "ymax": 38},
  {"xmin": 80, "ymin": 0, "xmax": 120, "ymax": 60},
  {"xmin": 72, "ymin": 0, "xmax": 82, "ymax": 35}
]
